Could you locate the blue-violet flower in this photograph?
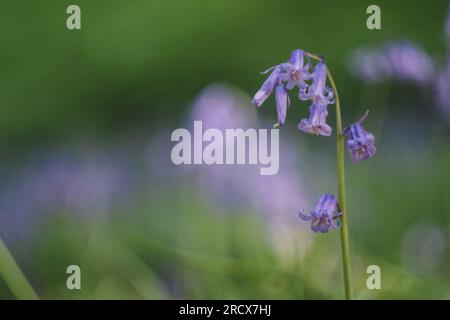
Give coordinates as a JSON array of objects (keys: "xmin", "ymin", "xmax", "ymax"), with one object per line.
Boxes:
[
  {"xmin": 252, "ymin": 67, "xmax": 281, "ymax": 108},
  {"xmin": 299, "ymin": 193, "xmax": 342, "ymax": 233},
  {"xmin": 275, "ymin": 84, "xmax": 290, "ymax": 125},
  {"xmin": 285, "ymin": 49, "xmax": 313, "ymax": 90},
  {"xmin": 299, "ymin": 61, "xmax": 335, "ymax": 106},
  {"xmin": 298, "ymin": 103, "xmax": 332, "ymax": 136},
  {"xmin": 343, "ymin": 111, "xmax": 376, "ymax": 162},
  {"xmin": 252, "ymin": 49, "xmax": 312, "ymax": 125}
]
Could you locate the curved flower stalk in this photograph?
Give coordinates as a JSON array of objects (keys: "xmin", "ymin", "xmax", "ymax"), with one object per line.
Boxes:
[{"xmin": 252, "ymin": 49, "xmax": 378, "ymax": 299}]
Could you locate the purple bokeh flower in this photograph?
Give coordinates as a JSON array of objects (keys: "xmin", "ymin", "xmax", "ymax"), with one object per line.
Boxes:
[
  {"xmin": 0, "ymin": 147, "xmax": 136, "ymax": 243},
  {"xmin": 298, "ymin": 103, "xmax": 332, "ymax": 136},
  {"xmin": 349, "ymin": 41, "xmax": 434, "ymax": 85},
  {"xmin": 435, "ymin": 60, "xmax": 450, "ymax": 117},
  {"xmin": 349, "ymin": 7, "xmax": 450, "ymax": 121},
  {"xmin": 22, "ymin": 152, "xmax": 133, "ymax": 214},
  {"xmin": 188, "ymin": 84, "xmax": 309, "ymax": 223},
  {"xmin": 189, "ymin": 84, "xmax": 259, "ymax": 209},
  {"xmin": 349, "ymin": 48, "xmax": 392, "ymax": 83},
  {"xmin": 299, "ymin": 62, "xmax": 334, "ymax": 106},
  {"xmin": 343, "ymin": 111, "xmax": 376, "ymax": 162},
  {"xmin": 384, "ymin": 41, "xmax": 434, "ymax": 85},
  {"xmin": 191, "ymin": 84, "xmax": 257, "ymax": 130},
  {"xmin": 299, "ymin": 193, "xmax": 342, "ymax": 233}
]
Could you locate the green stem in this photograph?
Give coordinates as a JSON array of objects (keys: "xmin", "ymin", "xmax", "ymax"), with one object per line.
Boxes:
[
  {"xmin": 0, "ymin": 236, "xmax": 39, "ymax": 300},
  {"xmin": 306, "ymin": 53, "xmax": 353, "ymax": 299},
  {"xmin": 327, "ymin": 70, "xmax": 354, "ymax": 300}
]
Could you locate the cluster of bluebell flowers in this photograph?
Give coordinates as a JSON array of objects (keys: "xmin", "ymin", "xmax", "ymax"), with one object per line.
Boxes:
[
  {"xmin": 253, "ymin": 49, "xmax": 334, "ymax": 136},
  {"xmin": 253, "ymin": 49, "xmax": 377, "ymax": 233}
]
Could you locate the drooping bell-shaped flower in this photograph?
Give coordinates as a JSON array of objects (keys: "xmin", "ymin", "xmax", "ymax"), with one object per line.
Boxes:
[
  {"xmin": 343, "ymin": 111, "xmax": 376, "ymax": 162},
  {"xmin": 252, "ymin": 67, "xmax": 281, "ymax": 107},
  {"xmin": 275, "ymin": 83, "xmax": 290, "ymax": 125},
  {"xmin": 285, "ymin": 49, "xmax": 313, "ymax": 90},
  {"xmin": 252, "ymin": 49, "xmax": 313, "ymax": 124},
  {"xmin": 299, "ymin": 61, "xmax": 335, "ymax": 106},
  {"xmin": 298, "ymin": 103, "xmax": 332, "ymax": 136},
  {"xmin": 299, "ymin": 193, "xmax": 342, "ymax": 233}
]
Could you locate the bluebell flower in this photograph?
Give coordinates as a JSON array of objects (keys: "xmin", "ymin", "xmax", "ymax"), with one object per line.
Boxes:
[
  {"xmin": 299, "ymin": 61, "xmax": 335, "ymax": 106},
  {"xmin": 343, "ymin": 111, "xmax": 376, "ymax": 162},
  {"xmin": 252, "ymin": 67, "xmax": 281, "ymax": 107},
  {"xmin": 285, "ymin": 49, "xmax": 313, "ymax": 90},
  {"xmin": 299, "ymin": 193, "xmax": 342, "ymax": 233},
  {"xmin": 298, "ymin": 103, "xmax": 332, "ymax": 136},
  {"xmin": 296, "ymin": 61, "xmax": 335, "ymax": 135},
  {"xmin": 275, "ymin": 84, "xmax": 290, "ymax": 125},
  {"xmin": 252, "ymin": 49, "xmax": 312, "ymax": 124}
]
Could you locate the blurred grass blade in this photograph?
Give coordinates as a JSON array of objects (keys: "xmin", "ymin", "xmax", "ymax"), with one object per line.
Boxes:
[{"xmin": 0, "ymin": 236, "xmax": 39, "ymax": 300}]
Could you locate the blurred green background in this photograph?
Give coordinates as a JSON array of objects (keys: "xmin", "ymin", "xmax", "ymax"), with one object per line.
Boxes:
[{"xmin": 0, "ymin": 0, "xmax": 449, "ymax": 299}]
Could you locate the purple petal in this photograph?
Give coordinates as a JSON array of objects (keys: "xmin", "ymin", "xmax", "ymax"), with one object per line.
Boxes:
[
  {"xmin": 252, "ymin": 68, "xmax": 281, "ymax": 107},
  {"xmin": 298, "ymin": 87, "xmax": 311, "ymax": 101},
  {"xmin": 275, "ymin": 84, "xmax": 289, "ymax": 125},
  {"xmin": 384, "ymin": 41, "xmax": 434, "ymax": 84},
  {"xmin": 298, "ymin": 210, "xmax": 312, "ymax": 221},
  {"xmin": 298, "ymin": 103, "xmax": 332, "ymax": 136},
  {"xmin": 322, "ymin": 193, "xmax": 338, "ymax": 214},
  {"xmin": 329, "ymin": 218, "xmax": 341, "ymax": 229},
  {"xmin": 344, "ymin": 112, "xmax": 376, "ymax": 162},
  {"xmin": 289, "ymin": 49, "xmax": 304, "ymax": 71},
  {"xmin": 311, "ymin": 62, "xmax": 328, "ymax": 98},
  {"xmin": 319, "ymin": 222, "xmax": 329, "ymax": 233},
  {"xmin": 311, "ymin": 219, "xmax": 321, "ymax": 233},
  {"xmin": 357, "ymin": 110, "xmax": 370, "ymax": 125},
  {"xmin": 300, "ymin": 194, "xmax": 342, "ymax": 233}
]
